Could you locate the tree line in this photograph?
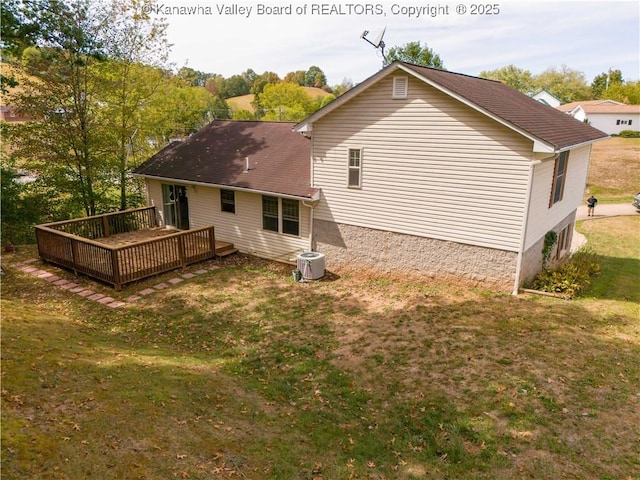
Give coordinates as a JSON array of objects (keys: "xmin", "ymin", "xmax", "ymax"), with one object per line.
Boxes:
[
  {"xmin": 479, "ymin": 64, "xmax": 640, "ymax": 104},
  {"xmin": 0, "ymin": 0, "xmax": 348, "ymax": 245}
]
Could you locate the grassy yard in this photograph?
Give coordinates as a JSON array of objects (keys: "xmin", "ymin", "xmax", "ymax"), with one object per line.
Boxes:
[
  {"xmin": 2, "ymin": 215, "xmax": 639, "ymax": 479},
  {"xmin": 585, "ymin": 136, "xmax": 640, "ymax": 202}
]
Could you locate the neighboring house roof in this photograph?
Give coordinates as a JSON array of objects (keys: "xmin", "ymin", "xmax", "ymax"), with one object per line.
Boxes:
[
  {"xmin": 296, "ymin": 61, "xmax": 608, "ymax": 152},
  {"xmin": 557, "ymin": 100, "xmax": 640, "ymax": 114},
  {"xmin": 532, "ymin": 90, "xmax": 563, "ymax": 108},
  {"xmin": 133, "ymin": 120, "xmax": 317, "ymax": 199}
]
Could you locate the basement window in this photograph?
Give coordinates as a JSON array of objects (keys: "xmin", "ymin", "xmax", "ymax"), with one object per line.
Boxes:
[{"xmin": 556, "ymin": 223, "xmax": 572, "ymax": 259}]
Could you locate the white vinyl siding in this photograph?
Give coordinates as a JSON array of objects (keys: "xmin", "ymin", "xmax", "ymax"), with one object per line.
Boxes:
[
  {"xmin": 311, "ymin": 75, "xmax": 533, "ymax": 252},
  {"xmin": 146, "ymin": 180, "xmax": 310, "ymax": 263},
  {"xmin": 524, "ymin": 145, "xmax": 591, "ymax": 250}
]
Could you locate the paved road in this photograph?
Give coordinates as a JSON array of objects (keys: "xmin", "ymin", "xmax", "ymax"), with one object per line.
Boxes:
[{"xmin": 575, "ymin": 202, "xmax": 638, "ymax": 221}]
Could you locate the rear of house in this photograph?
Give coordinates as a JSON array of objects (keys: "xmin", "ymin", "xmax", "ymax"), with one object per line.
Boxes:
[
  {"xmin": 134, "ymin": 62, "xmax": 607, "ymax": 292},
  {"xmin": 295, "ymin": 62, "xmax": 607, "ymax": 291}
]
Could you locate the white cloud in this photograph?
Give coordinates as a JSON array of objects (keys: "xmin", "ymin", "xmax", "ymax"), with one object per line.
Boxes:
[{"xmin": 162, "ymin": 0, "xmax": 640, "ymax": 84}]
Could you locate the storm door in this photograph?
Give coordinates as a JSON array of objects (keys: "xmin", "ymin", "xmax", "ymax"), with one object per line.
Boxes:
[{"xmin": 162, "ymin": 184, "xmax": 190, "ymax": 230}]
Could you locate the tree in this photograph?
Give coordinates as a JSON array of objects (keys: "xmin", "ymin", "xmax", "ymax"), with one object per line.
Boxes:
[
  {"xmin": 479, "ymin": 65, "xmax": 534, "ymax": 93},
  {"xmin": 532, "ymin": 65, "xmax": 591, "ymax": 103},
  {"xmin": 385, "ymin": 41, "xmax": 444, "ymax": 69},
  {"xmin": 284, "ymin": 70, "xmax": 306, "ymax": 86},
  {"xmin": 256, "ymin": 83, "xmax": 313, "ymax": 121},
  {"xmin": 176, "ymin": 66, "xmax": 210, "ymax": 87},
  {"xmin": 100, "ymin": 0, "xmax": 170, "ymax": 210},
  {"xmin": 250, "ymin": 71, "xmax": 281, "ymax": 95},
  {"xmin": 606, "ymin": 80, "xmax": 640, "ymax": 104},
  {"xmin": 332, "ymin": 78, "xmax": 354, "ymax": 97},
  {"xmin": 6, "ymin": 0, "xmax": 174, "ymax": 216},
  {"xmin": 0, "ymin": 0, "xmax": 41, "ymax": 92},
  {"xmin": 305, "ymin": 66, "xmax": 327, "ymax": 88},
  {"xmin": 9, "ymin": 0, "xmax": 111, "ymax": 217},
  {"xmin": 205, "ymin": 74, "xmax": 225, "ymax": 97},
  {"xmin": 591, "ymin": 69, "xmax": 624, "ymax": 99},
  {"xmin": 224, "ymin": 74, "xmax": 250, "ymax": 98}
]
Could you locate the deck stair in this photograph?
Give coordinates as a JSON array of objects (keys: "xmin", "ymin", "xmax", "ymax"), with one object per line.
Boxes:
[{"xmin": 215, "ymin": 241, "xmax": 239, "ymax": 257}]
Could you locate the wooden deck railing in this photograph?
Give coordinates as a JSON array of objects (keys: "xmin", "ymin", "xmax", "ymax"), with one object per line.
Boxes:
[
  {"xmin": 48, "ymin": 206, "xmax": 159, "ymax": 239},
  {"xmin": 35, "ymin": 207, "xmax": 216, "ymax": 290}
]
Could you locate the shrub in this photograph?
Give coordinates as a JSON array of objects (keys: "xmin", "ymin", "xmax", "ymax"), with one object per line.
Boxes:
[
  {"xmin": 617, "ymin": 130, "xmax": 640, "ymax": 138},
  {"xmin": 530, "ymin": 248, "xmax": 601, "ymax": 299}
]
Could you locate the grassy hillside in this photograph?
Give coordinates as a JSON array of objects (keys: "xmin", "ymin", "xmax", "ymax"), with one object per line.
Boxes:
[
  {"xmin": 2, "ymin": 214, "xmax": 639, "ymax": 480},
  {"xmin": 226, "ymin": 86, "xmax": 331, "ymax": 114},
  {"xmin": 585, "ymin": 136, "xmax": 640, "ymax": 201}
]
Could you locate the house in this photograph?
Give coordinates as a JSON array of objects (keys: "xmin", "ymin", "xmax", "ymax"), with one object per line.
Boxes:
[
  {"xmin": 532, "ymin": 90, "xmax": 562, "ymax": 108},
  {"xmin": 133, "ymin": 61, "xmax": 608, "ymax": 293},
  {"xmin": 132, "ymin": 121, "xmax": 318, "ymax": 262},
  {"xmin": 557, "ymin": 100, "xmax": 640, "ymax": 135}
]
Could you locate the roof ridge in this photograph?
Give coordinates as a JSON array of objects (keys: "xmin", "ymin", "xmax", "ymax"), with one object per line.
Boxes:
[{"xmin": 398, "ymin": 61, "xmax": 503, "ymax": 84}]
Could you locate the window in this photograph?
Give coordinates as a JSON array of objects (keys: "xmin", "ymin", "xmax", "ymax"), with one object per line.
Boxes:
[
  {"xmin": 262, "ymin": 196, "xmax": 300, "ymax": 236},
  {"xmin": 392, "ymin": 76, "xmax": 408, "ymax": 99},
  {"xmin": 550, "ymin": 151, "xmax": 569, "ymax": 206},
  {"xmin": 220, "ymin": 189, "xmax": 235, "ymax": 213},
  {"xmin": 348, "ymin": 148, "xmax": 362, "ymax": 188},
  {"xmin": 282, "ymin": 199, "xmax": 299, "ymax": 236},
  {"xmin": 556, "ymin": 223, "xmax": 572, "ymax": 259},
  {"xmin": 262, "ymin": 196, "xmax": 279, "ymax": 232}
]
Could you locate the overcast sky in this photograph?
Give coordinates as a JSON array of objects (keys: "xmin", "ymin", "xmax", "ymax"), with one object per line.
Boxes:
[{"xmin": 157, "ymin": 0, "xmax": 640, "ymax": 86}]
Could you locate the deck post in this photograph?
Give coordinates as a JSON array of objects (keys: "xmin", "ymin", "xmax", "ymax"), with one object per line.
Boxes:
[
  {"xmin": 111, "ymin": 248, "xmax": 121, "ymax": 290},
  {"xmin": 209, "ymin": 227, "xmax": 216, "ymax": 256},
  {"xmin": 102, "ymin": 214, "xmax": 111, "ymax": 238},
  {"xmin": 70, "ymin": 237, "xmax": 79, "ymax": 276},
  {"xmin": 178, "ymin": 234, "xmax": 186, "ymax": 267}
]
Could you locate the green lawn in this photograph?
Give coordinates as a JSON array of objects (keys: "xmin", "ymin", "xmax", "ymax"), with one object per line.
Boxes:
[{"xmin": 2, "ymin": 216, "xmax": 639, "ymax": 479}]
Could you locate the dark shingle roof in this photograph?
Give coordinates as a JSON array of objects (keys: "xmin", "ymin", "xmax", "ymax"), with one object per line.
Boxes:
[
  {"xmin": 400, "ymin": 63, "xmax": 608, "ymax": 150},
  {"xmin": 133, "ymin": 120, "xmax": 316, "ymax": 199},
  {"xmin": 296, "ymin": 61, "xmax": 608, "ymax": 151}
]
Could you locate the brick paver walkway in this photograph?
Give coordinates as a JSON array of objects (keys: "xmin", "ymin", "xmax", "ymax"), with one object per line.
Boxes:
[{"xmin": 8, "ymin": 258, "xmax": 220, "ymax": 309}]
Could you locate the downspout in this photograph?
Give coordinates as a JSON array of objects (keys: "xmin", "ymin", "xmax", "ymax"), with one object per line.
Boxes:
[
  {"xmin": 302, "ymin": 200, "xmax": 316, "ymax": 252},
  {"xmin": 512, "ymin": 159, "xmax": 542, "ymax": 295}
]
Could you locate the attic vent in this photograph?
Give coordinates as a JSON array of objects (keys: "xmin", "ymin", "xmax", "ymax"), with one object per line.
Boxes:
[{"xmin": 392, "ymin": 76, "xmax": 408, "ymax": 99}]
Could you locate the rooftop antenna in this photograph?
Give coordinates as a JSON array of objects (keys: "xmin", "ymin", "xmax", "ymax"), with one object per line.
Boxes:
[{"xmin": 361, "ymin": 27, "xmax": 388, "ymax": 66}]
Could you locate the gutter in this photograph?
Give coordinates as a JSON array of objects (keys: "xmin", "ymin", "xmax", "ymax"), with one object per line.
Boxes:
[
  {"xmin": 131, "ymin": 173, "xmax": 320, "ymax": 202},
  {"xmin": 512, "ymin": 158, "xmax": 542, "ymax": 295}
]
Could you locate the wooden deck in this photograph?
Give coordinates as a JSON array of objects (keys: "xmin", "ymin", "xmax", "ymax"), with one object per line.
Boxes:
[{"xmin": 35, "ymin": 207, "xmax": 236, "ymax": 290}]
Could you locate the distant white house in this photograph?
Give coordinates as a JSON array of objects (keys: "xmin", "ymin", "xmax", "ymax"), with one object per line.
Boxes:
[
  {"xmin": 532, "ymin": 90, "xmax": 562, "ymax": 108},
  {"xmin": 558, "ymin": 100, "xmax": 640, "ymax": 135}
]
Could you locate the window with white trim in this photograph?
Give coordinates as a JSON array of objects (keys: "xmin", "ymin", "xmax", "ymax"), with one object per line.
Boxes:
[
  {"xmin": 550, "ymin": 151, "xmax": 569, "ymax": 206},
  {"xmin": 348, "ymin": 148, "xmax": 362, "ymax": 188},
  {"xmin": 220, "ymin": 189, "xmax": 235, "ymax": 213},
  {"xmin": 282, "ymin": 199, "xmax": 299, "ymax": 236},
  {"xmin": 262, "ymin": 196, "xmax": 300, "ymax": 236}
]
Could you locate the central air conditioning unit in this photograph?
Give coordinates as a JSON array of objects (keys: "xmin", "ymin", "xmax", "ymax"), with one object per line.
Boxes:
[{"xmin": 296, "ymin": 252, "xmax": 326, "ymax": 280}]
